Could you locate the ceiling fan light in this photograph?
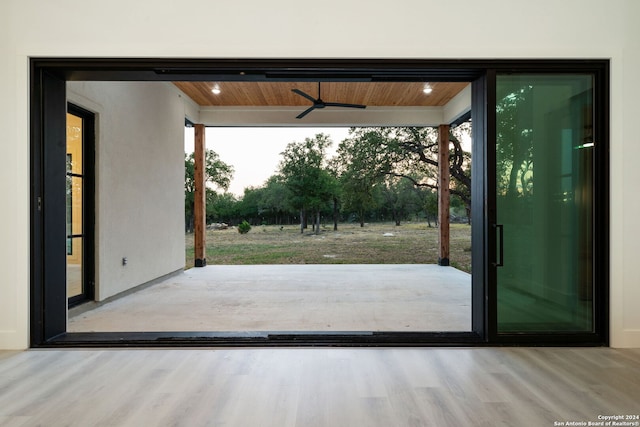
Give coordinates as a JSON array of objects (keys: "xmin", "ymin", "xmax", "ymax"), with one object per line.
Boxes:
[
  {"xmin": 423, "ymin": 84, "xmax": 433, "ymax": 94},
  {"xmin": 211, "ymin": 84, "xmax": 221, "ymax": 95}
]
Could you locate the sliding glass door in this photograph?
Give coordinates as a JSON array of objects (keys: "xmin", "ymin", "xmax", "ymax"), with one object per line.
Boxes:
[{"xmin": 494, "ymin": 74, "xmax": 596, "ymax": 334}]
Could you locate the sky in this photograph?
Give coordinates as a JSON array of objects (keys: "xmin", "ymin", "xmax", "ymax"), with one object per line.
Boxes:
[{"xmin": 185, "ymin": 127, "xmax": 351, "ymax": 197}]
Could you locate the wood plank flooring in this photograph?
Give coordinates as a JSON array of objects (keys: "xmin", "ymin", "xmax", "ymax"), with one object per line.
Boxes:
[{"xmin": 0, "ymin": 347, "xmax": 638, "ymax": 426}]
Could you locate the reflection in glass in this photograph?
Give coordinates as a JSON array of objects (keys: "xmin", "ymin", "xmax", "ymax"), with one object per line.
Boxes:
[{"xmin": 496, "ymin": 75, "xmax": 594, "ymax": 332}]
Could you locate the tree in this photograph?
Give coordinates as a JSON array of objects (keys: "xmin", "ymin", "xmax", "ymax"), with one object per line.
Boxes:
[
  {"xmin": 208, "ymin": 192, "xmax": 239, "ymax": 224},
  {"xmin": 184, "ymin": 149, "xmax": 234, "ymax": 232},
  {"xmin": 337, "ymin": 126, "xmax": 472, "ymax": 216},
  {"xmin": 260, "ymin": 175, "xmax": 292, "ymax": 225},
  {"xmin": 278, "ymin": 134, "xmax": 334, "ymax": 235},
  {"xmin": 237, "ymin": 186, "xmax": 263, "ymax": 225},
  {"xmin": 334, "ymin": 130, "xmax": 387, "ymax": 227},
  {"xmin": 423, "ymin": 189, "xmax": 438, "ymax": 227},
  {"xmin": 380, "ymin": 176, "xmax": 422, "ymax": 226}
]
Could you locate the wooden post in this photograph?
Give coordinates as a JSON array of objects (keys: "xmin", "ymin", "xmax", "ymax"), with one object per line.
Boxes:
[
  {"xmin": 194, "ymin": 124, "xmax": 206, "ymax": 267},
  {"xmin": 438, "ymin": 124, "xmax": 450, "ymax": 266}
]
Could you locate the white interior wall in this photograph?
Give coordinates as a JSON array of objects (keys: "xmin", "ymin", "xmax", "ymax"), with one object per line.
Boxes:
[
  {"xmin": 67, "ymin": 82, "xmax": 185, "ymax": 301},
  {"xmin": 618, "ymin": 1, "xmax": 640, "ymax": 346},
  {"xmin": 1, "ymin": 0, "xmax": 638, "ymax": 348}
]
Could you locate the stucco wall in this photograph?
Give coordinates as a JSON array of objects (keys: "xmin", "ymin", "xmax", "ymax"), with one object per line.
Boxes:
[
  {"xmin": 0, "ymin": 0, "xmax": 639, "ymax": 348},
  {"xmin": 67, "ymin": 82, "xmax": 185, "ymax": 301}
]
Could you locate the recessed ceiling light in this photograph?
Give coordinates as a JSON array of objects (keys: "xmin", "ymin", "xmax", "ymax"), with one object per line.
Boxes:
[
  {"xmin": 211, "ymin": 84, "xmax": 221, "ymax": 95},
  {"xmin": 423, "ymin": 84, "xmax": 433, "ymax": 94}
]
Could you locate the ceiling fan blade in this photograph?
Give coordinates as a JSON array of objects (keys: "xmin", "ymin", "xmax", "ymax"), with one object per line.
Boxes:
[
  {"xmin": 293, "ymin": 83, "xmax": 366, "ymax": 118},
  {"xmin": 296, "ymin": 105, "xmax": 317, "ymax": 119},
  {"xmin": 323, "ymin": 102, "xmax": 367, "ymax": 109},
  {"xmin": 291, "ymin": 88, "xmax": 317, "ymax": 103}
]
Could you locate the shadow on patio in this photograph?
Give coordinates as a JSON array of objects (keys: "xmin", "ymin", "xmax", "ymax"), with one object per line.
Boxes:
[{"xmin": 68, "ymin": 264, "xmax": 471, "ymax": 333}]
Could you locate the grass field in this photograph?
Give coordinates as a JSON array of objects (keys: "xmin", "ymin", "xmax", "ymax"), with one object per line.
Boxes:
[{"xmin": 186, "ymin": 222, "xmax": 472, "ymax": 273}]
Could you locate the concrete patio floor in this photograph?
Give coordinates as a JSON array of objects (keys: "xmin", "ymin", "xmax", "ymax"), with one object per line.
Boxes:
[{"xmin": 68, "ymin": 264, "xmax": 471, "ymax": 333}]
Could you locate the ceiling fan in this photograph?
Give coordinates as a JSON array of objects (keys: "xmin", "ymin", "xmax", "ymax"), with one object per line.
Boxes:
[{"xmin": 291, "ymin": 82, "xmax": 366, "ymax": 119}]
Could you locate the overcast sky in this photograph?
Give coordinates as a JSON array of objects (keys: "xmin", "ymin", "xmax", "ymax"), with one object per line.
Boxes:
[{"xmin": 185, "ymin": 127, "xmax": 351, "ymax": 197}]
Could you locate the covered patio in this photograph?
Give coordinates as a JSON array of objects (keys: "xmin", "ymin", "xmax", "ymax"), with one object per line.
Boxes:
[
  {"xmin": 69, "ymin": 264, "xmax": 471, "ymax": 333},
  {"xmin": 60, "ymin": 73, "xmax": 474, "ymax": 342}
]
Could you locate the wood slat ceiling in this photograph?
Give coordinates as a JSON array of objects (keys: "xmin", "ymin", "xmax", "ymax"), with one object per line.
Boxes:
[{"xmin": 174, "ymin": 81, "xmax": 469, "ymax": 107}]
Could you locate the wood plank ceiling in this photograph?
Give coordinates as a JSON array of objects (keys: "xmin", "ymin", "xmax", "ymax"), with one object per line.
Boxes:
[{"xmin": 174, "ymin": 82, "xmax": 469, "ymax": 107}]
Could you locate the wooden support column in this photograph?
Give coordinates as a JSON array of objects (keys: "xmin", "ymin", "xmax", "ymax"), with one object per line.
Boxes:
[
  {"xmin": 438, "ymin": 124, "xmax": 450, "ymax": 266},
  {"xmin": 194, "ymin": 124, "xmax": 207, "ymax": 267}
]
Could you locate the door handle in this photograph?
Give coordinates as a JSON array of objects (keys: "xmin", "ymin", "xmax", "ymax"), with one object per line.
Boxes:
[{"xmin": 493, "ymin": 224, "xmax": 504, "ymax": 267}]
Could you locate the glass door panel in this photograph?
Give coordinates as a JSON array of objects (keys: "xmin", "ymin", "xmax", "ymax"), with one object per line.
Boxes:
[
  {"xmin": 66, "ymin": 112, "xmax": 85, "ymax": 303},
  {"xmin": 495, "ymin": 74, "xmax": 594, "ymax": 333}
]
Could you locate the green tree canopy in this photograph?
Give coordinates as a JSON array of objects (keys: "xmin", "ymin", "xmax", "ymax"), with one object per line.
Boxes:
[
  {"xmin": 278, "ymin": 133, "xmax": 334, "ymax": 234},
  {"xmin": 184, "ymin": 149, "xmax": 234, "ymax": 231},
  {"xmin": 337, "ymin": 126, "xmax": 471, "ymax": 212},
  {"xmin": 334, "ymin": 130, "xmax": 388, "ymax": 226}
]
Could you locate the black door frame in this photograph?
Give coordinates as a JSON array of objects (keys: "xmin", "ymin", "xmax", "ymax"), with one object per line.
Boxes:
[
  {"xmin": 30, "ymin": 58, "xmax": 609, "ymax": 347},
  {"xmin": 31, "ymin": 70, "xmax": 67, "ymax": 343}
]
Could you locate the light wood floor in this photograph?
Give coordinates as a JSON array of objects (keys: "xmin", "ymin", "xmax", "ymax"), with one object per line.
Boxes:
[{"xmin": 0, "ymin": 347, "xmax": 639, "ymax": 426}]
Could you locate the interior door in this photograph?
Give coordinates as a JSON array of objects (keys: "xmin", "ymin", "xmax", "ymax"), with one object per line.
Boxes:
[{"xmin": 66, "ymin": 104, "xmax": 95, "ymax": 308}]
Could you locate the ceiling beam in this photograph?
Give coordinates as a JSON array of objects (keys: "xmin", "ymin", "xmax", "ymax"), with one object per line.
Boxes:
[
  {"xmin": 198, "ymin": 106, "xmax": 452, "ymax": 127},
  {"xmin": 443, "ymin": 84, "xmax": 472, "ymax": 125}
]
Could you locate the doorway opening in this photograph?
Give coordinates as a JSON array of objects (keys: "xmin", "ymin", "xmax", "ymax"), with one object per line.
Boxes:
[
  {"xmin": 68, "ymin": 81, "xmax": 475, "ymax": 334},
  {"xmin": 30, "ymin": 59, "xmax": 608, "ymax": 347}
]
